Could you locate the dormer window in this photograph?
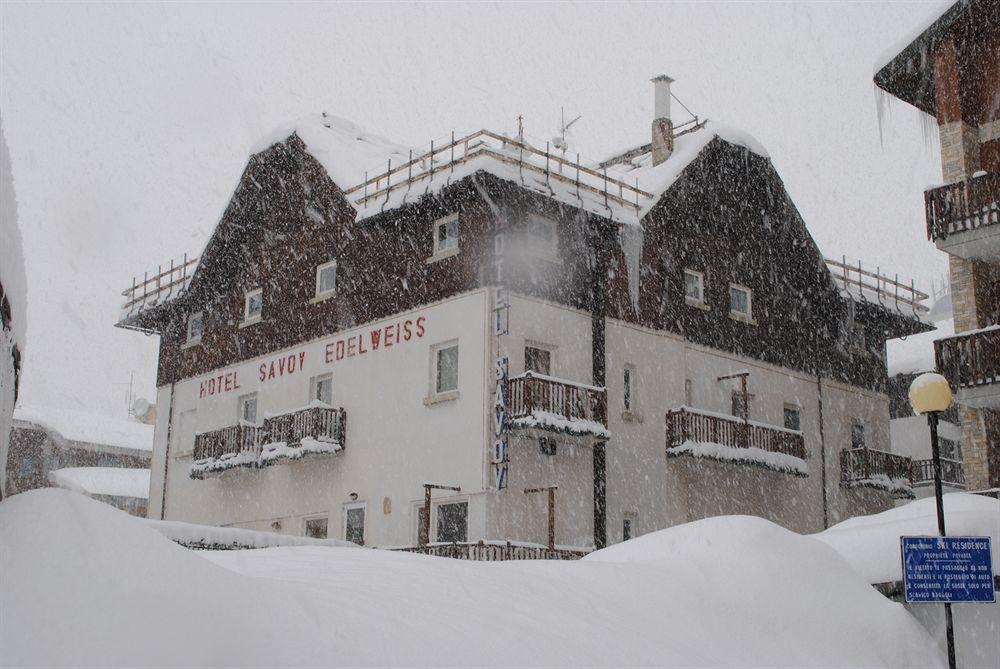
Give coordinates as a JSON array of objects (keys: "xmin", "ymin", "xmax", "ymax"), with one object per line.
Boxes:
[
  {"xmin": 729, "ymin": 284, "xmax": 753, "ymax": 322},
  {"xmin": 243, "ymin": 288, "xmax": 263, "ymax": 324},
  {"xmin": 430, "ymin": 214, "xmax": 459, "ymax": 261},
  {"xmin": 315, "ymin": 261, "xmax": 338, "ymax": 300},
  {"xmin": 684, "ymin": 269, "xmax": 706, "ymax": 307},
  {"xmin": 186, "ymin": 311, "xmax": 204, "ymax": 344}
]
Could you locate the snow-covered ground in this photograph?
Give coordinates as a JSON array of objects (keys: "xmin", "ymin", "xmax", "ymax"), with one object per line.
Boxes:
[{"xmin": 1, "ymin": 488, "xmax": 946, "ymax": 668}]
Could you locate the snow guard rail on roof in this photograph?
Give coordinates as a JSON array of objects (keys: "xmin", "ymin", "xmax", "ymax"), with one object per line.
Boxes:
[{"xmin": 825, "ymin": 257, "xmax": 929, "ymax": 316}]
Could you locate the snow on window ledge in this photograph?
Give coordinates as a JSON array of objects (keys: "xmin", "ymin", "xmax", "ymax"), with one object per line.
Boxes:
[{"xmin": 423, "ymin": 390, "xmax": 460, "ymax": 406}]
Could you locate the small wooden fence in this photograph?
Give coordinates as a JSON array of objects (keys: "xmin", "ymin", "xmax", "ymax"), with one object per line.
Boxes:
[
  {"xmin": 193, "ymin": 406, "xmax": 346, "ymax": 461},
  {"xmin": 925, "ymin": 171, "xmax": 999, "ymax": 241},
  {"xmin": 840, "ymin": 448, "xmax": 913, "ymax": 485},
  {"xmin": 664, "ymin": 407, "xmax": 806, "ymax": 459},
  {"xmin": 911, "ymin": 458, "xmax": 966, "ymax": 487},
  {"xmin": 395, "ymin": 540, "xmax": 589, "ymax": 561},
  {"xmin": 935, "ymin": 327, "xmax": 1000, "ymax": 389},
  {"xmin": 506, "ymin": 372, "xmax": 607, "ymax": 427}
]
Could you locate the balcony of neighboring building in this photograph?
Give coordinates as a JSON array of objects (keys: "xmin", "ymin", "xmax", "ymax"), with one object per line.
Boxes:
[
  {"xmin": 190, "ymin": 404, "xmax": 346, "ymax": 479},
  {"xmin": 664, "ymin": 406, "xmax": 807, "ymax": 476},
  {"xmin": 911, "ymin": 457, "xmax": 966, "ymax": 490},
  {"xmin": 839, "ymin": 447, "xmax": 914, "ymax": 499},
  {"xmin": 925, "ymin": 171, "xmax": 1000, "ymax": 261},
  {"xmin": 934, "ymin": 325, "xmax": 1000, "ymax": 408},
  {"xmin": 505, "ymin": 372, "xmax": 608, "ymax": 439}
]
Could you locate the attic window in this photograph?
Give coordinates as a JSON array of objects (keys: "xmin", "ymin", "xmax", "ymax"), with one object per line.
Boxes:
[
  {"xmin": 243, "ymin": 288, "xmax": 263, "ymax": 324},
  {"xmin": 729, "ymin": 284, "xmax": 753, "ymax": 322},
  {"xmin": 431, "ymin": 214, "xmax": 460, "ymax": 260},
  {"xmin": 315, "ymin": 261, "xmax": 338, "ymax": 299}
]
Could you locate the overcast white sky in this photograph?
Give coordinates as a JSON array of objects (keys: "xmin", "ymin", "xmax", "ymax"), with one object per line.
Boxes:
[{"xmin": 1, "ymin": 1, "xmax": 948, "ymax": 419}]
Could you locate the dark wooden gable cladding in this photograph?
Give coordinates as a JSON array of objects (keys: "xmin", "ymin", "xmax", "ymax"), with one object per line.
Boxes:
[{"xmin": 633, "ymin": 138, "xmax": 891, "ymax": 392}]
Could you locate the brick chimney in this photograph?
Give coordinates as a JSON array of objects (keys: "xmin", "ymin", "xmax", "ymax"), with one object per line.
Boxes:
[{"xmin": 651, "ymin": 74, "xmax": 674, "ymax": 166}]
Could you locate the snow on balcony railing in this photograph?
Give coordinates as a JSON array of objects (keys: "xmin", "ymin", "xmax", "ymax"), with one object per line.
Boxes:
[
  {"xmin": 120, "ymin": 254, "xmax": 198, "ymax": 322},
  {"xmin": 664, "ymin": 406, "xmax": 807, "ymax": 475},
  {"xmin": 391, "ymin": 539, "xmax": 590, "ymax": 561},
  {"xmin": 506, "ymin": 371, "xmax": 608, "ymax": 438},
  {"xmin": 935, "ymin": 324, "xmax": 1000, "ymax": 389},
  {"xmin": 191, "ymin": 404, "xmax": 346, "ymax": 479},
  {"xmin": 911, "ymin": 457, "xmax": 965, "ymax": 487},
  {"xmin": 839, "ymin": 447, "xmax": 913, "ymax": 499},
  {"xmin": 925, "ymin": 171, "xmax": 999, "ymax": 242},
  {"xmin": 825, "ymin": 256, "xmax": 929, "ymax": 317},
  {"xmin": 343, "ymin": 129, "xmax": 655, "ymax": 224}
]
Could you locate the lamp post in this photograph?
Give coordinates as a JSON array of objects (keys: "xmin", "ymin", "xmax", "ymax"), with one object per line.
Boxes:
[{"xmin": 908, "ymin": 372, "xmax": 956, "ymax": 669}]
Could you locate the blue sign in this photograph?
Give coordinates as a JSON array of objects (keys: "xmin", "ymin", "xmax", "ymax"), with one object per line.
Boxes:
[{"xmin": 901, "ymin": 536, "xmax": 995, "ymax": 603}]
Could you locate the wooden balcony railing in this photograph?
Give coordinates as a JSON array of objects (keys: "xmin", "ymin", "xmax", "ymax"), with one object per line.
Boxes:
[
  {"xmin": 911, "ymin": 458, "xmax": 966, "ymax": 487},
  {"xmin": 840, "ymin": 448, "xmax": 913, "ymax": 485},
  {"xmin": 664, "ymin": 407, "xmax": 806, "ymax": 459},
  {"xmin": 393, "ymin": 540, "xmax": 589, "ymax": 561},
  {"xmin": 264, "ymin": 405, "xmax": 347, "ymax": 448},
  {"xmin": 506, "ymin": 372, "xmax": 607, "ymax": 427},
  {"xmin": 935, "ymin": 327, "xmax": 1000, "ymax": 389},
  {"xmin": 193, "ymin": 424, "xmax": 265, "ymax": 461},
  {"xmin": 925, "ymin": 171, "xmax": 999, "ymax": 242}
]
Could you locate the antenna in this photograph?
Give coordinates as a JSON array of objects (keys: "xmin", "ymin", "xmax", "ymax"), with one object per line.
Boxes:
[{"xmin": 552, "ymin": 107, "xmax": 582, "ymax": 156}]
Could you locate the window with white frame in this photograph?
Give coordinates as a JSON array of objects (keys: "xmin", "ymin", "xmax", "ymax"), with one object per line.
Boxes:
[
  {"xmin": 851, "ymin": 420, "xmax": 866, "ymax": 449},
  {"xmin": 186, "ymin": 311, "xmax": 204, "ymax": 343},
  {"xmin": 436, "ymin": 501, "xmax": 468, "ymax": 543},
  {"xmin": 315, "ymin": 261, "xmax": 337, "ymax": 299},
  {"xmin": 304, "ymin": 516, "xmax": 328, "ymax": 539},
  {"xmin": 623, "ymin": 364, "xmax": 637, "ymax": 412},
  {"xmin": 311, "ymin": 373, "xmax": 333, "ymax": 406},
  {"xmin": 524, "ymin": 345, "xmax": 552, "ymax": 376},
  {"xmin": 729, "ymin": 284, "xmax": 752, "ymax": 320},
  {"xmin": 239, "ymin": 392, "xmax": 258, "ymax": 425},
  {"xmin": 783, "ymin": 404, "xmax": 801, "ymax": 431},
  {"xmin": 244, "ymin": 288, "xmax": 263, "ymax": 322},
  {"xmin": 526, "ymin": 215, "xmax": 557, "ymax": 256},
  {"xmin": 433, "ymin": 214, "xmax": 460, "ymax": 256},
  {"xmin": 344, "ymin": 503, "xmax": 366, "ymax": 546},
  {"xmin": 434, "ymin": 343, "xmax": 459, "ymax": 395},
  {"xmin": 684, "ymin": 269, "xmax": 705, "ymax": 305}
]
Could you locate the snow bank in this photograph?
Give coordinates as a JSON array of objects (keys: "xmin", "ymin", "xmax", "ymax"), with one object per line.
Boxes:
[
  {"xmin": 13, "ymin": 404, "xmax": 153, "ymax": 452},
  {"xmin": 48, "ymin": 466, "xmax": 150, "ymax": 499},
  {"xmin": 815, "ymin": 493, "xmax": 1000, "ymax": 584},
  {"xmin": 667, "ymin": 439, "xmax": 809, "ymax": 476},
  {"xmin": 1, "ymin": 489, "xmax": 944, "ymax": 667}
]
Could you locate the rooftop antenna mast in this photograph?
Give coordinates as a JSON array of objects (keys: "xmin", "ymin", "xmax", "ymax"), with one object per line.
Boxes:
[
  {"xmin": 517, "ymin": 114, "xmax": 524, "ymax": 143},
  {"xmin": 553, "ymin": 107, "xmax": 582, "ymax": 158}
]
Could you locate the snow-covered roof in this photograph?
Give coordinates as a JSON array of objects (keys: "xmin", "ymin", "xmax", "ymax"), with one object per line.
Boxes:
[
  {"xmin": 1, "ymin": 113, "xmax": 27, "ymax": 352},
  {"xmin": 873, "ymin": 0, "xmax": 958, "ymax": 74},
  {"xmin": 13, "ymin": 405, "xmax": 153, "ymax": 453},
  {"xmin": 814, "ymin": 493, "xmax": 999, "ymax": 584},
  {"xmin": 49, "ymin": 467, "xmax": 150, "ymax": 499},
  {"xmin": 887, "ymin": 317, "xmax": 953, "ymax": 376}
]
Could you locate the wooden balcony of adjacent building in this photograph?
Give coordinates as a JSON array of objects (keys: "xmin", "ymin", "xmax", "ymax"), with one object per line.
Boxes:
[
  {"xmin": 190, "ymin": 404, "xmax": 346, "ymax": 479},
  {"xmin": 934, "ymin": 325, "xmax": 1000, "ymax": 409},
  {"xmin": 911, "ymin": 457, "xmax": 966, "ymax": 490},
  {"xmin": 839, "ymin": 447, "xmax": 914, "ymax": 499},
  {"xmin": 664, "ymin": 407, "xmax": 807, "ymax": 476},
  {"xmin": 925, "ymin": 171, "xmax": 1000, "ymax": 261},
  {"xmin": 505, "ymin": 372, "xmax": 609, "ymax": 439}
]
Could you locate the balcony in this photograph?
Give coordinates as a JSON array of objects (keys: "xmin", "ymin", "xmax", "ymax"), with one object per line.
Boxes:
[
  {"xmin": 506, "ymin": 372, "xmax": 608, "ymax": 439},
  {"xmin": 664, "ymin": 407, "xmax": 807, "ymax": 475},
  {"xmin": 911, "ymin": 458, "xmax": 966, "ymax": 488},
  {"xmin": 191, "ymin": 405, "xmax": 346, "ymax": 479},
  {"xmin": 840, "ymin": 448, "xmax": 913, "ymax": 499},
  {"xmin": 935, "ymin": 326, "xmax": 1000, "ymax": 408},
  {"xmin": 925, "ymin": 172, "xmax": 1000, "ymax": 261}
]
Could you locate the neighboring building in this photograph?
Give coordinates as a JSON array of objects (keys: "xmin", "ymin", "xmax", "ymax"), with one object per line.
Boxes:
[
  {"xmin": 875, "ymin": 0, "xmax": 1000, "ymax": 491},
  {"xmin": 48, "ymin": 467, "xmax": 149, "ymax": 517},
  {"xmin": 0, "ymin": 114, "xmax": 26, "ymax": 502},
  {"xmin": 118, "ymin": 78, "xmax": 928, "ymax": 552},
  {"xmin": 5, "ymin": 405, "xmax": 152, "ymax": 498}
]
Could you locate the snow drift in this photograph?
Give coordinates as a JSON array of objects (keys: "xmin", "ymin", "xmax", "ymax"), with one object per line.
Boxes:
[{"xmin": 1, "ymin": 489, "xmax": 944, "ymax": 667}]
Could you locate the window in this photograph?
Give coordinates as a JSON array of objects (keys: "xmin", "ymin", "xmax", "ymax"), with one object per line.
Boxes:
[
  {"xmin": 623, "ymin": 364, "xmax": 637, "ymax": 412},
  {"xmin": 433, "ymin": 214, "xmax": 460, "ymax": 256},
  {"xmin": 239, "ymin": 392, "xmax": 258, "ymax": 425},
  {"xmin": 315, "ymin": 261, "xmax": 337, "ymax": 298},
  {"xmin": 434, "ymin": 344, "xmax": 459, "ymax": 394},
  {"xmin": 344, "ymin": 504, "xmax": 366, "ymax": 546},
  {"xmin": 436, "ymin": 501, "xmax": 468, "ymax": 543},
  {"xmin": 304, "ymin": 517, "xmax": 328, "ymax": 539},
  {"xmin": 731, "ymin": 391, "xmax": 753, "ymax": 418},
  {"xmin": 622, "ymin": 517, "xmax": 633, "ymax": 542},
  {"xmin": 186, "ymin": 311, "xmax": 204, "ymax": 343},
  {"xmin": 729, "ymin": 284, "xmax": 752, "ymax": 320},
  {"xmin": 244, "ymin": 288, "xmax": 263, "ymax": 322},
  {"xmin": 539, "ymin": 437, "xmax": 557, "ymax": 456},
  {"xmin": 525, "ymin": 345, "xmax": 552, "ymax": 376},
  {"xmin": 526, "ymin": 215, "xmax": 557, "ymax": 256},
  {"xmin": 783, "ymin": 405, "xmax": 801, "ymax": 431},
  {"xmin": 311, "ymin": 374, "xmax": 333, "ymax": 405},
  {"xmin": 851, "ymin": 421, "xmax": 866, "ymax": 449},
  {"xmin": 684, "ymin": 269, "xmax": 705, "ymax": 305}
]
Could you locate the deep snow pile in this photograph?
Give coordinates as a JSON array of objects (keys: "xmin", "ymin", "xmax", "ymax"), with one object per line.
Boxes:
[
  {"xmin": 48, "ymin": 466, "xmax": 150, "ymax": 499},
  {"xmin": 815, "ymin": 493, "xmax": 1000, "ymax": 584},
  {"xmin": 1, "ymin": 490, "xmax": 944, "ymax": 668}
]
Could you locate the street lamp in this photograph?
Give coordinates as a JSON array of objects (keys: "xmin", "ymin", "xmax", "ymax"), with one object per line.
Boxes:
[{"xmin": 908, "ymin": 372, "xmax": 956, "ymax": 669}]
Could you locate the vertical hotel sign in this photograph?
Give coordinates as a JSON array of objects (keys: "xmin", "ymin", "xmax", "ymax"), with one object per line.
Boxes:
[{"xmin": 492, "ymin": 218, "xmax": 510, "ymax": 490}]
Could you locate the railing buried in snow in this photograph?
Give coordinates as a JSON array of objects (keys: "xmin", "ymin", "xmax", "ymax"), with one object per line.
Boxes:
[
  {"xmin": 825, "ymin": 257, "xmax": 929, "ymax": 315},
  {"xmin": 925, "ymin": 171, "xmax": 999, "ymax": 242},
  {"xmin": 393, "ymin": 540, "xmax": 589, "ymax": 561},
  {"xmin": 839, "ymin": 447, "xmax": 913, "ymax": 497}
]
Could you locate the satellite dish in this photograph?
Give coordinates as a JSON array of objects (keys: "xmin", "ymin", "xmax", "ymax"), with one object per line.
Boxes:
[{"xmin": 132, "ymin": 397, "xmax": 152, "ymax": 420}]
